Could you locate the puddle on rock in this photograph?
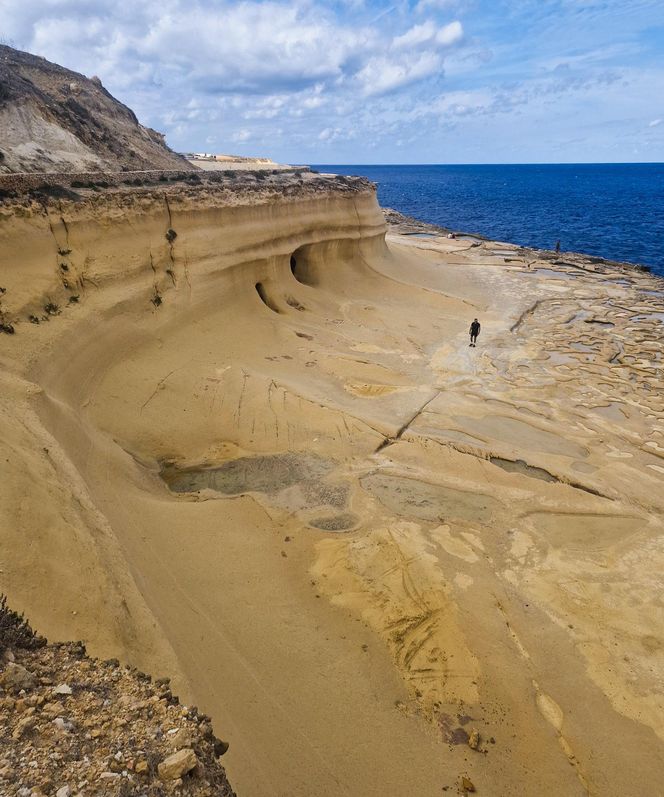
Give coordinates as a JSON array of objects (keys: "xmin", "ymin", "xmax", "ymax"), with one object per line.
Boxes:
[
  {"xmin": 162, "ymin": 452, "xmax": 333, "ymax": 494},
  {"xmin": 490, "ymin": 457, "xmax": 559, "ymax": 483},
  {"xmin": 570, "ymin": 341, "xmax": 595, "ymax": 353},
  {"xmin": 162, "ymin": 452, "xmax": 351, "ymax": 519},
  {"xmin": 530, "ymin": 268, "xmax": 579, "ymax": 280},
  {"xmin": 309, "ymin": 513, "xmax": 359, "ymax": 531},
  {"xmin": 361, "ymin": 473, "xmax": 497, "ymax": 524},
  {"xmin": 631, "ymin": 313, "xmax": 664, "ymax": 324}
]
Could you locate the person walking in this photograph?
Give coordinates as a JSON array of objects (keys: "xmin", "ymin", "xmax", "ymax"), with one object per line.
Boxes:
[
  {"xmin": 469, "ymin": 318, "xmax": 481, "ymax": 347},
  {"xmin": 555, "ymin": 240, "xmax": 561, "ymax": 254}
]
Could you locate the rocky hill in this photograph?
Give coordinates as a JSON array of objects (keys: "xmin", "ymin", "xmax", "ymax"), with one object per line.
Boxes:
[{"xmin": 0, "ymin": 45, "xmax": 194, "ymax": 174}]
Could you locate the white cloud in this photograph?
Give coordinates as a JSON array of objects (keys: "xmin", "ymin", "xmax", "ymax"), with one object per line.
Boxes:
[
  {"xmin": 649, "ymin": 118, "xmax": 662, "ymax": 127},
  {"xmin": 2, "ymin": 0, "xmax": 469, "ymax": 153},
  {"xmin": 437, "ymin": 20, "xmax": 463, "ymax": 46},
  {"xmin": 393, "ymin": 21, "xmax": 437, "ymax": 49},
  {"xmin": 393, "ymin": 20, "xmax": 462, "ymax": 49},
  {"xmin": 357, "ymin": 52, "xmax": 443, "ymax": 96},
  {"xmin": 357, "ymin": 18, "xmax": 461, "ymax": 96},
  {"xmin": 301, "ymin": 95, "xmax": 325, "ymax": 109},
  {"xmin": 7, "ymin": 1, "xmax": 375, "ymax": 94}
]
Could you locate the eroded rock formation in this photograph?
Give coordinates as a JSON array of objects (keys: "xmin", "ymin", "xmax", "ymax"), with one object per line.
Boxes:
[{"xmin": 1, "ymin": 172, "xmax": 663, "ymax": 796}]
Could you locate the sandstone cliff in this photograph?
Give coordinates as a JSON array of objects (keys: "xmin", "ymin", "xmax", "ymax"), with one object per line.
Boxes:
[{"xmin": 0, "ymin": 171, "xmax": 386, "ymax": 795}]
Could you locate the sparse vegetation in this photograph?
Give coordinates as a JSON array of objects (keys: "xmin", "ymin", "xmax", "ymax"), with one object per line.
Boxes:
[
  {"xmin": 165, "ymin": 228, "xmax": 177, "ymax": 243},
  {"xmin": 57, "ymin": 248, "xmax": 72, "ymax": 256},
  {"xmin": 28, "ymin": 314, "xmax": 40, "ymax": 324},
  {"xmin": 44, "ymin": 301, "xmax": 60, "ymax": 315},
  {"xmin": 32, "ymin": 184, "xmax": 80, "ymax": 201},
  {"xmin": 0, "ymin": 322, "xmax": 15, "ymax": 334},
  {"xmin": 0, "ymin": 594, "xmax": 46, "ymax": 654},
  {"xmin": 68, "ymin": 295, "xmax": 80, "ymax": 304},
  {"xmin": 151, "ymin": 289, "xmax": 162, "ymax": 307}
]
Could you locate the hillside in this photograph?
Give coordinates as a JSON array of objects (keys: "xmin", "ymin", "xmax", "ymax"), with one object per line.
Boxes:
[{"xmin": 0, "ymin": 45, "xmax": 193, "ymax": 174}]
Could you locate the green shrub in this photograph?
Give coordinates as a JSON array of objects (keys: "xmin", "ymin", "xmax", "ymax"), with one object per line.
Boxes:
[{"xmin": 0, "ymin": 594, "xmax": 46, "ymax": 654}]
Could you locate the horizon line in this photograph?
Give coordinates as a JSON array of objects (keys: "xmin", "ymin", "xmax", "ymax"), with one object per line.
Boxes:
[{"xmin": 307, "ymin": 161, "xmax": 664, "ymax": 167}]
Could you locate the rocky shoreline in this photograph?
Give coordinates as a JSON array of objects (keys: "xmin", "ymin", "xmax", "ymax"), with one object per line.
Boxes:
[{"xmin": 383, "ymin": 206, "xmax": 653, "ymax": 276}]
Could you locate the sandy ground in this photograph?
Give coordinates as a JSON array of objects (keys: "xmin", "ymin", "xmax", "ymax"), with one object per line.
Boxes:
[{"xmin": 1, "ymin": 182, "xmax": 664, "ymax": 795}]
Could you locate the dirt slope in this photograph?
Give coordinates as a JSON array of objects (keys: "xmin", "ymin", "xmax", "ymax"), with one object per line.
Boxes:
[
  {"xmin": 0, "ymin": 596, "xmax": 236, "ymax": 796},
  {"xmin": 0, "ymin": 45, "xmax": 193, "ymax": 174}
]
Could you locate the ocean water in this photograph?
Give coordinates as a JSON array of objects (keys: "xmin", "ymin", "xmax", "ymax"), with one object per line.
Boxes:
[{"xmin": 312, "ymin": 164, "xmax": 664, "ymax": 277}]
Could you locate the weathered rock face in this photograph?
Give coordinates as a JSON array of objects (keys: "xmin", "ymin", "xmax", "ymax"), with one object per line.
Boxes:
[
  {"xmin": 0, "ymin": 44, "xmax": 193, "ymax": 174},
  {"xmin": 0, "ymin": 171, "xmax": 387, "ymax": 795},
  {"xmin": 0, "ymin": 172, "xmax": 384, "ymax": 327}
]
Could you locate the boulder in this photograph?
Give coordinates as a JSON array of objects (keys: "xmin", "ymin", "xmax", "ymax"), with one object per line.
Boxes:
[
  {"xmin": 0, "ymin": 662, "xmax": 36, "ymax": 692},
  {"xmin": 158, "ymin": 748, "xmax": 198, "ymax": 781},
  {"xmin": 170, "ymin": 727, "xmax": 192, "ymax": 750}
]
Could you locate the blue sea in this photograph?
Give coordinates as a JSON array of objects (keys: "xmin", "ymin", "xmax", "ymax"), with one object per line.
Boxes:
[{"xmin": 311, "ymin": 164, "xmax": 664, "ymax": 278}]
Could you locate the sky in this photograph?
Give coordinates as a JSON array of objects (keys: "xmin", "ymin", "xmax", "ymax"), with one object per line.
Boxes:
[{"xmin": 2, "ymin": 0, "xmax": 664, "ymax": 163}]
